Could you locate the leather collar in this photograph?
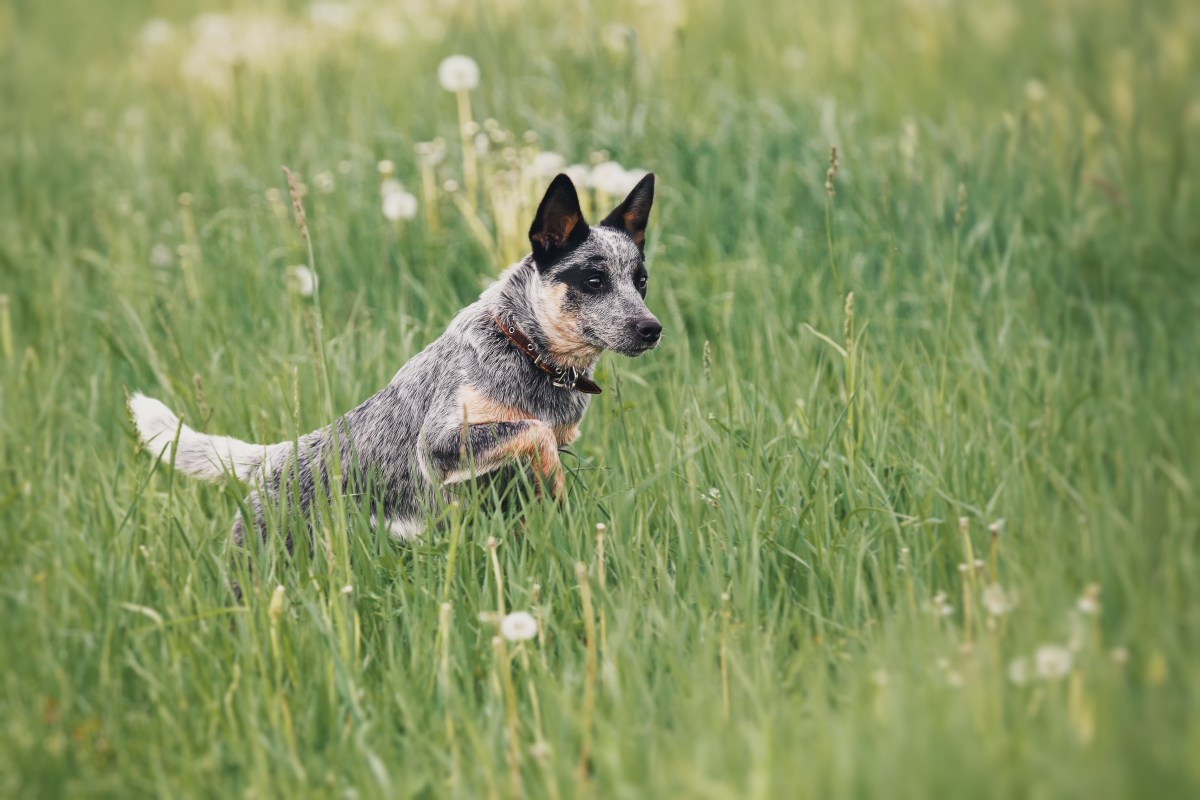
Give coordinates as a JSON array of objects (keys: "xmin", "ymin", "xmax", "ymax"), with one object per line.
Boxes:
[{"xmin": 493, "ymin": 314, "xmax": 602, "ymax": 395}]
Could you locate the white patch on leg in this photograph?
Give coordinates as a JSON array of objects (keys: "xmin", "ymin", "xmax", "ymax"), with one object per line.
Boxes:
[
  {"xmin": 370, "ymin": 514, "xmax": 424, "ymax": 541},
  {"xmin": 442, "ymin": 460, "xmax": 504, "ymax": 485}
]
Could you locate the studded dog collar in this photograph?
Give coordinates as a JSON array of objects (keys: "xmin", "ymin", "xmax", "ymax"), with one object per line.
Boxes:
[{"xmin": 493, "ymin": 314, "xmax": 602, "ymax": 395}]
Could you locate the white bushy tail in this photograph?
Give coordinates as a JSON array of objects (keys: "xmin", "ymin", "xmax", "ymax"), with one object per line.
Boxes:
[{"xmin": 128, "ymin": 393, "xmax": 278, "ymax": 482}]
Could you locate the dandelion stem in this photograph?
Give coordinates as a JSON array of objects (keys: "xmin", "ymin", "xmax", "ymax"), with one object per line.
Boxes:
[
  {"xmin": 575, "ymin": 562, "xmax": 597, "ymax": 790},
  {"xmin": 456, "ymin": 90, "xmax": 478, "ymax": 211}
]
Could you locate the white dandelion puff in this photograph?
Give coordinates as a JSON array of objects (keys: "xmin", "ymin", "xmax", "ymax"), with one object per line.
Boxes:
[
  {"xmin": 139, "ymin": 19, "xmax": 175, "ymax": 50},
  {"xmin": 981, "ymin": 584, "xmax": 1017, "ymax": 616},
  {"xmin": 287, "ymin": 265, "xmax": 318, "ymax": 297},
  {"xmin": 499, "ymin": 611, "xmax": 538, "ymax": 642},
  {"xmin": 564, "ymin": 163, "xmax": 592, "ymax": 188},
  {"xmin": 313, "ymin": 171, "xmax": 335, "ymax": 194},
  {"xmin": 438, "ymin": 55, "xmax": 479, "ymax": 92},
  {"xmin": 590, "ymin": 161, "xmax": 645, "ymax": 197},
  {"xmin": 415, "ymin": 139, "xmax": 447, "ymax": 167},
  {"xmin": 309, "ymin": 2, "xmax": 356, "ymax": 30},
  {"xmin": 532, "ymin": 151, "xmax": 567, "ymax": 179},
  {"xmin": 380, "ymin": 180, "xmax": 417, "ymax": 221},
  {"xmin": 150, "ymin": 244, "xmax": 173, "ymax": 268},
  {"xmin": 1076, "ymin": 583, "xmax": 1101, "ymax": 615},
  {"xmin": 928, "ymin": 590, "xmax": 954, "ymax": 617},
  {"xmin": 1008, "ymin": 657, "xmax": 1030, "ymax": 686},
  {"xmin": 377, "ymin": 159, "xmax": 395, "ymax": 176},
  {"xmin": 1034, "ymin": 644, "xmax": 1073, "ymax": 680}
]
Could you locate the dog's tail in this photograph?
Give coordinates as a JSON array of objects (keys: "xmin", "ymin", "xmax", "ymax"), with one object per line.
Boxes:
[{"xmin": 128, "ymin": 393, "xmax": 281, "ymax": 482}]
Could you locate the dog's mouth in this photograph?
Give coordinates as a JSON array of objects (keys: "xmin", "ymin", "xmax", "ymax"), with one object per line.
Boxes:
[{"xmin": 614, "ymin": 339, "xmax": 661, "ymax": 357}]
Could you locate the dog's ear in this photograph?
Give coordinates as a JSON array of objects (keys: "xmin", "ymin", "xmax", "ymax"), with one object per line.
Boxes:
[
  {"xmin": 529, "ymin": 174, "xmax": 589, "ymax": 265},
  {"xmin": 600, "ymin": 172, "xmax": 655, "ymax": 249}
]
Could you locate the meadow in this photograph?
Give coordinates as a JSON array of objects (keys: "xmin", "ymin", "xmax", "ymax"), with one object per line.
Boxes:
[{"xmin": 2, "ymin": 0, "xmax": 1198, "ymax": 796}]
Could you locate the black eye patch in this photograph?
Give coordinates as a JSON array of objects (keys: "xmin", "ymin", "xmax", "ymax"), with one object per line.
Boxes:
[{"xmin": 554, "ymin": 260, "xmax": 610, "ymax": 290}]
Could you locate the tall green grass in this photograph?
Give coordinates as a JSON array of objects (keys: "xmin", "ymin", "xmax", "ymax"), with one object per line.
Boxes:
[{"xmin": 2, "ymin": 0, "xmax": 1198, "ymax": 796}]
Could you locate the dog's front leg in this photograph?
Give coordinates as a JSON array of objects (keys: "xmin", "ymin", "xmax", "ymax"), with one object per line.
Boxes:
[{"xmin": 434, "ymin": 420, "xmax": 564, "ymax": 500}]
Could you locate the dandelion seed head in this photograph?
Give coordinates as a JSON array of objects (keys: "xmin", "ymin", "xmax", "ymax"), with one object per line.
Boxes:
[
  {"xmin": 438, "ymin": 55, "xmax": 479, "ymax": 92},
  {"xmin": 1034, "ymin": 644, "xmax": 1073, "ymax": 680},
  {"xmin": 309, "ymin": 2, "xmax": 356, "ymax": 30},
  {"xmin": 287, "ymin": 265, "xmax": 318, "ymax": 297},
  {"xmin": 150, "ymin": 244, "xmax": 173, "ymax": 268},
  {"xmin": 377, "ymin": 159, "xmax": 395, "ymax": 177},
  {"xmin": 500, "ymin": 611, "xmax": 538, "ymax": 642},
  {"xmin": 340, "ymin": 584, "xmax": 353, "ymax": 595},
  {"xmin": 532, "ymin": 151, "xmax": 567, "ymax": 179},
  {"xmin": 590, "ymin": 161, "xmax": 645, "ymax": 197},
  {"xmin": 1076, "ymin": 583, "xmax": 1101, "ymax": 615},
  {"xmin": 314, "ymin": 171, "xmax": 335, "ymax": 194},
  {"xmin": 380, "ymin": 180, "xmax": 417, "ymax": 221},
  {"xmin": 1008, "ymin": 657, "xmax": 1030, "ymax": 685},
  {"xmin": 564, "ymin": 163, "xmax": 592, "ymax": 188},
  {"xmin": 415, "ymin": 140, "xmax": 447, "ymax": 167},
  {"xmin": 139, "ymin": 19, "xmax": 175, "ymax": 50},
  {"xmin": 981, "ymin": 584, "xmax": 1016, "ymax": 616}
]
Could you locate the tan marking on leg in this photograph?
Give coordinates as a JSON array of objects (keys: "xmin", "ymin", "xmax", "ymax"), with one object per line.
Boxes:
[
  {"xmin": 458, "ymin": 384, "xmax": 529, "ymax": 426},
  {"xmin": 495, "ymin": 421, "xmax": 564, "ymax": 499},
  {"xmin": 554, "ymin": 423, "xmax": 581, "ymax": 446},
  {"xmin": 535, "ymin": 283, "xmax": 601, "ymax": 371}
]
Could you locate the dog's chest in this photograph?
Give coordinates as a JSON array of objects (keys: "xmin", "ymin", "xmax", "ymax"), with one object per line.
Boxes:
[{"xmin": 459, "ymin": 381, "xmax": 590, "ymax": 442}]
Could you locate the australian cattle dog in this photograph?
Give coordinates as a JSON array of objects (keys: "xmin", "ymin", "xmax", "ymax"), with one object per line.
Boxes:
[{"xmin": 129, "ymin": 173, "xmax": 660, "ymax": 546}]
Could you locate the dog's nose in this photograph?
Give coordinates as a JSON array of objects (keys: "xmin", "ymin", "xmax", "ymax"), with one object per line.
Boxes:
[{"xmin": 636, "ymin": 318, "xmax": 662, "ymax": 343}]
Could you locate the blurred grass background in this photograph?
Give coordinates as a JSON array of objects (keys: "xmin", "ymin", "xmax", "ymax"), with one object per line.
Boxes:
[{"xmin": 2, "ymin": 0, "xmax": 1199, "ymax": 796}]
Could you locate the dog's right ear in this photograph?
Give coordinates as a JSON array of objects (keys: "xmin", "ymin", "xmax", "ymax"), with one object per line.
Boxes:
[{"xmin": 529, "ymin": 174, "xmax": 589, "ymax": 266}]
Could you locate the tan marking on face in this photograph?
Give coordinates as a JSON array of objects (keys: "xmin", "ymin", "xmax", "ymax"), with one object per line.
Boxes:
[
  {"xmin": 535, "ymin": 283, "xmax": 601, "ymax": 370},
  {"xmin": 458, "ymin": 384, "xmax": 529, "ymax": 426}
]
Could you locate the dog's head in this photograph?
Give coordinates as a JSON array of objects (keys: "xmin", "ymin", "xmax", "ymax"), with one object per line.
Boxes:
[{"xmin": 526, "ymin": 172, "xmax": 660, "ymax": 365}]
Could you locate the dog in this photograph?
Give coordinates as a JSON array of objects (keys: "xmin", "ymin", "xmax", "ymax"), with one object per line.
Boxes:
[{"xmin": 129, "ymin": 172, "xmax": 659, "ymax": 546}]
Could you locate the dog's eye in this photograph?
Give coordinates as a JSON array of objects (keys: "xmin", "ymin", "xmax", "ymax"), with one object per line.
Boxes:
[
  {"xmin": 586, "ymin": 275, "xmax": 604, "ymax": 290},
  {"xmin": 637, "ymin": 274, "xmax": 648, "ymax": 289}
]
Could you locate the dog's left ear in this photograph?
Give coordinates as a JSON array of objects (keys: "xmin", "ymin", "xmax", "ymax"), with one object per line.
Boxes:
[
  {"xmin": 600, "ymin": 172, "xmax": 655, "ymax": 249},
  {"xmin": 530, "ymin": 174, "xmax": 589, "ymax": 265}
]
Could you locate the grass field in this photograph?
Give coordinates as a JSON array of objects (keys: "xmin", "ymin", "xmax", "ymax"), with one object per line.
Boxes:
[{"xmin": 2, "ymin": 0, "xmax": 1199, "ymax": 796}]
